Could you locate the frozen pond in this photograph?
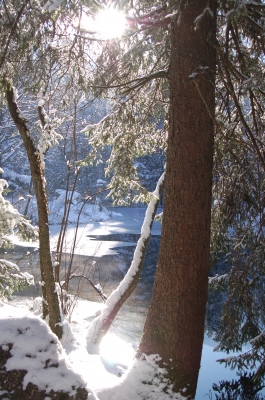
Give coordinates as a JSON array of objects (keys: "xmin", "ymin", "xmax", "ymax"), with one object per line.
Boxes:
[
  {"xmin": 11, "ymin": 206, "xmax": 162, "ymax": 257},
  {"xmin": 49, "ymin": 206, "xmax": 163, "ymax": 257}
]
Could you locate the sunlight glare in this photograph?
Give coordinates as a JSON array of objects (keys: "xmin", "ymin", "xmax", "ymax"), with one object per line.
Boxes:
[
  {"xmin": 100, "ymin": 333, "xmax": 135, "ymax": 369},
  {"xmin": 94, "ymin": 7, "xmax": 126, "ymax": 39}
]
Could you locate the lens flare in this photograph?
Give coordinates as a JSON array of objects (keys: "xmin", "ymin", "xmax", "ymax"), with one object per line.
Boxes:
[{"xmin": 94, "ymin": 7, "xmax": 126, "ymax": 39}]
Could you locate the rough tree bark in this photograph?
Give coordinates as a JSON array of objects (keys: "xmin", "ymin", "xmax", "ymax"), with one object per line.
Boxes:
[
  {"xmin": 138, "ymin": 1, "xmax": 216, "ymax": 398},
  {"xmin": 5, "ymin": 83, "xmax": 63, "ymax": 339}
]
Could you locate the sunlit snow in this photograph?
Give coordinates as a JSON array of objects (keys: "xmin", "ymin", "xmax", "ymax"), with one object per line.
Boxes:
[{"xmin": 1, "ymin": 298, "xmax": 188, "ymax": 400}]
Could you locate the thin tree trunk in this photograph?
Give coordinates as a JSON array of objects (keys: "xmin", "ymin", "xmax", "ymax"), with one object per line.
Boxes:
[
  {"xmin": 5, "ymin": 83, "xmax": 63, "ymax": 339},
  {"xmin": 24, "ymin": 178, "xmax": 33, "ymax": 217},
  {"xmin": 138, "ymin": 2, "xmax": 216, "ymax": 398}
]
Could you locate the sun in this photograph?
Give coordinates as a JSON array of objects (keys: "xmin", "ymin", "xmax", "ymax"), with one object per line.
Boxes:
[{"xmin": 94, "ymin": 7, "xmax": 126, "ymax": 39}]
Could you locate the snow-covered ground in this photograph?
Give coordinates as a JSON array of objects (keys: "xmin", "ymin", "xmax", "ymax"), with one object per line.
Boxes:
[
  {"xmin": 1, "ymin": 297, "xmax": 188, "ymax": 400},
  {"xmin": 2, "ymin": 206, "xmax": 255, "ymax": 399},
  {"xmin": 2, "ymin": 295, "xmax": 252, "ymax": 400}
]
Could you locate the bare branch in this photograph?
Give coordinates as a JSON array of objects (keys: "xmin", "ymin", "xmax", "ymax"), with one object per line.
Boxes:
[{"xmin": 69, "ymin": 274, "xmax": 107, "ymax": 302}]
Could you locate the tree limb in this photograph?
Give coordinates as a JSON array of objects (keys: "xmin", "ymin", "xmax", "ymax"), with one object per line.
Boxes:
[{"xmin": 86, "ymin": 169, "xmax": 165, "ymax": 348}]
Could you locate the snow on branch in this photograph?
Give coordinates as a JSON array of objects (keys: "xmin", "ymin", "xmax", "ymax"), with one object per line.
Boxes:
[
  {"xmin": 86, "ymin": 170, "xmax": 166, "ymax": 349},
  {"xmin": 0, "ymin": 258, "xmax": 34, "ymax": 298},
  {"xmin": 0, "ymin": 173, "xmax": 38, "ymax": 247},
  {"xmin": 37, "ymin": 94, "xmax": 63, "ymax": 169},
  {"xmin": 208, "ymin": 273, "xmax": 229, "ymax": 291},
  {"xmin": 194, "ymin": 6, "xmax": 214, "ymax": 30},
  {"xmin": 81, "ymin": 112, "xmax": 115, "ymax": 134},
  {"xmin": 43, "ymin": 0, "xmax": 64, "ymax": 13}
]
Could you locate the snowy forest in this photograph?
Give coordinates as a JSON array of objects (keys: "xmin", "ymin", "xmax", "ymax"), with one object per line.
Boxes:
[{"xmin": 1, "ymin": 0, "xmax": 265, "ymax": 399}]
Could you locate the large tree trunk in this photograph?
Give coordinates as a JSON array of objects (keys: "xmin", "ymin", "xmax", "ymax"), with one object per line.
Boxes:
[
  {"xmin": 6, "ymin": 84, "xmax": 63, "ymax": 339},
  {"xmin": 138, "ymin": 2, "xmax": 216, "ymax": 398}
]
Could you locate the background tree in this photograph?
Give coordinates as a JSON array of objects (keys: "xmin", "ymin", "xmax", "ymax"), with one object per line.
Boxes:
[
  {"xmin": 0, "ymin": 0, "xmax": 101, "ymax": 336},
  {"xmin": 0, "ymin": 0, "xmax": 64, "ymax": 336},
  {"xmin": 5, "ymin": 82, "xmax": 64, "ymax": 338}
]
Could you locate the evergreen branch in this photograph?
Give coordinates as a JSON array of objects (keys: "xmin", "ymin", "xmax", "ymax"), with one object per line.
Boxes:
[
  {"xmin": 0, "ymin": 1, "xmax": 29, "ymax": 70},
  {"xmin": 208, "ymin": 274, "xmax": 229, "ymax": 291},
  {"xmin": 192, "ymin": 75, "xmax": 250, "ymax": 168},
  {"xmin": 91, "ymin": 69, "xmax": 168, "ymax": 91},
  {"xmin": 246, "ymin": 15, "xmax": 265, "ymax": 34},
  {"xmin": 214, "ymin": 42, "xmax": 265, "ymax": 172}
]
